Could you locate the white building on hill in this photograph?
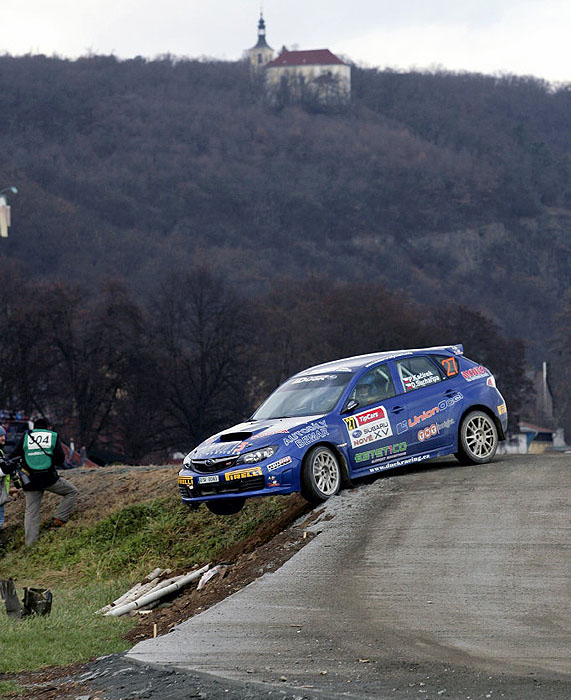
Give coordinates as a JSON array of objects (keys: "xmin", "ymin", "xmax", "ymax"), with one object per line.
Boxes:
[
  {"xmin": 246, "ymin": 14, "xmax": 351, "ymax": 106},
  {"xmin": 265, "ymin": 48, "xmax": 351, "ymax": 106}
]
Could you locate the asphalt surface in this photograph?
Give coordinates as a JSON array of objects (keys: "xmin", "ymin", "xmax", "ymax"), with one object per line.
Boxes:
[{"xmin": 123, "ymin": 452, "xmax": 570, "ymax": 700}]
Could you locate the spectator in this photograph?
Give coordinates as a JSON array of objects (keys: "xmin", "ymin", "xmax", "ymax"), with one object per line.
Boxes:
[
  {"xmin": 11, "ymin": 417, "xmax": 78, "ymax": 548},
  {"xmin": 0, "ymin": 427, "xmax": 10, "ymax": 549}
]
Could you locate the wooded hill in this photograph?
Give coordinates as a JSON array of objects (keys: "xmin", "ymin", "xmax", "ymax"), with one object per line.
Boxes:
[{"xmin": 0, "ymin": 54, "xmax": 569, "ymax": 456}]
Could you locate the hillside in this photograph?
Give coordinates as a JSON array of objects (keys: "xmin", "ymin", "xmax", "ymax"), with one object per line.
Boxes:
[{"xmin": 0, "ymin": 55, "xmax": 570, "ymax": 451}]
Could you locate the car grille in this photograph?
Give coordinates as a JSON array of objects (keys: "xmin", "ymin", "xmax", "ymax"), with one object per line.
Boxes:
[
  {"xmin": 179, "ymin": 475, "xmax": 265, "ymax": 499},
  {"xmin": 191, "ymin": 456, "xmax": 239, "ymax": 473}
]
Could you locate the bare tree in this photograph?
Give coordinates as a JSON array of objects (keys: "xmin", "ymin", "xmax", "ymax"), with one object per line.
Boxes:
[{"xmin": 151, "ymin": 268, "xmax": 252, "ymax": 449}]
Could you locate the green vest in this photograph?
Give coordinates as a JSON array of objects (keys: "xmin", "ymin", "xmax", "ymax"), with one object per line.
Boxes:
[{"xmin": 23, "ymin": 430, "xmax": 57, "ymax": 471}]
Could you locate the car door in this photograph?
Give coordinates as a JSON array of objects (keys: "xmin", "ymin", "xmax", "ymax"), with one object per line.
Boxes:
[
  {"xmin": 391, "ymin": 355, "xmax": 460, "ymax": 454},
  {"xmin": 341, "ymin": 363, "xmax": 412, "ymax": 472}
]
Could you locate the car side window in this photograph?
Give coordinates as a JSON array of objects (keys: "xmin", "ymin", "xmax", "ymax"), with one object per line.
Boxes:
[
  {"xmin": 349, "ymin": 364, "xmax": 396, "ymax": 407},
  {"xmin": 396, "ymin": 356, "xmax": 442, "ymax": 392},
  {"xmin": 433, "ymin": 354, "xmax": 460, "ymax": 378}
]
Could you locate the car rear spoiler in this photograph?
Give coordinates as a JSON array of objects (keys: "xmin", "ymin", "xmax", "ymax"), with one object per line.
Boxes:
[{"xmin": 422, "ymin": 344, "xmax": 464, "ymax": 356}]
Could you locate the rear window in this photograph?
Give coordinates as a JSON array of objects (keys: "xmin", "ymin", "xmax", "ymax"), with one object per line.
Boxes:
[{"xmin": 395, "ymin": 356, "xmax": 442, "ymax": 392}]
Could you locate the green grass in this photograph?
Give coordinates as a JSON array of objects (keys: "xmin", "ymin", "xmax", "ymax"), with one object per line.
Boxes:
[
  {"xmin": 0, "ymin": 582, "xmax": 135, "ymax": 674},
  {"xmin": 0, "ymin": 494, "xmax": 292, "ymax": 675},
  {"xmin": 0, "ymin": 681, "xmax": 25, "ymax": 697}
]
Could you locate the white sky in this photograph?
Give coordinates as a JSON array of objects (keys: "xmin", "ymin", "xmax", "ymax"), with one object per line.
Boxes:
[{"xmin": 2, "ymin": 0, "xmax": 569, "ymax": 83}]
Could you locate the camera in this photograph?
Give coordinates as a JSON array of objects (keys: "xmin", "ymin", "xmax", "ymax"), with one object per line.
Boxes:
[{"xmin": 0, "ymin": 456, "xmax": 25, "ymax": 486}]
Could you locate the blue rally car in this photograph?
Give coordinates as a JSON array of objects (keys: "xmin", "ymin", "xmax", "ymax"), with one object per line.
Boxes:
[{"xmin": 178, "ymin": 344, "xmax": 508, "ymax": 515}]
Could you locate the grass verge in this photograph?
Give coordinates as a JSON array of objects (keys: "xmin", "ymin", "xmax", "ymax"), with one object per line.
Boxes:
[{"xmin": 0, "ymin": 493, "xmax": 293, "ymax": 675}]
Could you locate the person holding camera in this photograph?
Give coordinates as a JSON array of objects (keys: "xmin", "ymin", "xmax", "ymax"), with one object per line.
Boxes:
[
  {"xmin": 10, "ymin": 417, "xmax": 78, "ymax": 548},
  {"xmin": 0, "ymin": 426, "xmax": 11, "ymax": 548}
]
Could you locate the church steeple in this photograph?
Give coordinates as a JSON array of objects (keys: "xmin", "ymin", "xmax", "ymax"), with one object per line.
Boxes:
[
  {"xmin": 255, "ymin": 13, "xmax": 270, "ymax": 49},
  {"xmin": 247, "ymin": 11, "xmax": 274, "ymax": 75}
]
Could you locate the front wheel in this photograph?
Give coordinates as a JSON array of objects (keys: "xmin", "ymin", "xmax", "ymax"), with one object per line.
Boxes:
[
  {"xmin": 455, "ymin": 410, "xmax": 498, "ymax": 465},
  {"xmin": 301, "ymin": 446, "xmax": 341, "ymax": 504},
  {"xmin": 205, "ymin": 497, "xmax": 245, "ymax": 515}
]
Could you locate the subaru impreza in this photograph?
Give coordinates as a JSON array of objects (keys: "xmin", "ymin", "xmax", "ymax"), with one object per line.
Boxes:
[{"xmin": 178, "ymin": 344, "xmax": 507, "ymax": 514}]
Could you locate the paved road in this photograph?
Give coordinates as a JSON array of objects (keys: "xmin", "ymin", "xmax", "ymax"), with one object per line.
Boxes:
[{"xmin": 128, "ymin": 453, "xmax": 571, "ymax": 699}]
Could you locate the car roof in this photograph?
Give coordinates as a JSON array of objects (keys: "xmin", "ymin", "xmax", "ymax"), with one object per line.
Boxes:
[{"xmin": 295, "ymin": 344, "xmax": 464, "ymax": 376}]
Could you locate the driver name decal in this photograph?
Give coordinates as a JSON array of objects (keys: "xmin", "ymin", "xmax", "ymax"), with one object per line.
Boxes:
[{"xmin": 343, "ymin": 406, "xmax": 393, "ymax": 448}]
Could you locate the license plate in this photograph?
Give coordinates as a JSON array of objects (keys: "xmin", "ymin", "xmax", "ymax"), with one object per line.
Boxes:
[
  {"xmin": 178, "ymin": 476, "xmax": 193, "ymax": 486},
  {"xmin": 198, "ymin": 475, "xmax": 219, "ymax": 484}
]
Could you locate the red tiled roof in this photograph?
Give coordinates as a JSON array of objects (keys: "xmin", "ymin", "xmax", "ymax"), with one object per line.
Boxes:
[{"xmin": 267, "ymin": 49, "xmax": 346, "ymax": 67}]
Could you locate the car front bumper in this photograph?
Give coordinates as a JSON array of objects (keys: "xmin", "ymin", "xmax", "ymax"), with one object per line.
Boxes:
[{"xmin": 178, "ymin": 459, "xmax": 301, "ymax": 505}]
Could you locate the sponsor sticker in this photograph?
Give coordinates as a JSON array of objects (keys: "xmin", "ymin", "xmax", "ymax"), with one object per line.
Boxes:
[
  {"xmin": 343, "ymin": 405, "xmax": 393, "ymax": 448},
  {"xmin": 418, "ymin": 418, "xmax": 455, "ymax": 442},
  {"xmin": 266, "ymin": 456, "xmax": 293, "ymax": 472},
  {"xmin": 497, "ymin": 403, "xmax": 507, "ymax": 415},
  {"xmin": 196, "ymin": 442, "xmax": 241, "ymax": 458},
  {"xmin": 178, "ymin": 475, "xmax": 193, "ymax": 486},
  {"xmin": 224, "ymin": 466, "xmax": 263, "ymax": 481},
  {"xmin": 355, "ymin": 442, "xmax": 407, "ymax": 464},
  {"xmin": 408, "ymin": 393, "xmax": 463, "ymax": 428},
  {"xmin": 231, "ymin": 441, "xmax": 250, "ymax": 454},
  {"xmin": 292, "ymin": 374, "xmax": 338, "ymax": 383},
  {"xmin": 369, "ymin": 452, "xmax": 432, "ymax": 473},
  {"xmin": 418, "ymin": 423, "xmax": 439, "ymax": 442},
  {"xmin": 251, "ymin": 427, "xmax": 289, "ymax": 440},
  {"xmin": 461, "ymin": 365, "xmax": 489, "ymax": 382},
  {"xmin": 283, "ymin": 420, "xmax": 329, "ymax": 449}
]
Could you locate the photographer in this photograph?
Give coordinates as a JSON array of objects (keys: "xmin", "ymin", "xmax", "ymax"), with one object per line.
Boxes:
[
  {"xmin": 0, "ymin": 426, "xmax": 10, "ymax": 548},
  {"xmin": 11, "ymin": 417, "xmax": 78, "ymax": 548}
]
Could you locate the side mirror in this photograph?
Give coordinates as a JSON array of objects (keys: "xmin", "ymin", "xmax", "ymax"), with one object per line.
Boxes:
[{"xmin": 341, "ymin": 399, "xmax": 359, "ymax": 414}]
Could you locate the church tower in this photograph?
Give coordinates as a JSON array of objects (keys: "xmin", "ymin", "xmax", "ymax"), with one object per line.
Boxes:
[{"xmin": 247, "ymin": 12, "xmax": 274, "ymax": 76}]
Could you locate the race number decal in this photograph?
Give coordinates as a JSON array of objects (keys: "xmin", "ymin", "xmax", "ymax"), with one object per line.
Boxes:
[{"xmin": 343, "ymin": 406, "xmax": 393, "ymax": 448}]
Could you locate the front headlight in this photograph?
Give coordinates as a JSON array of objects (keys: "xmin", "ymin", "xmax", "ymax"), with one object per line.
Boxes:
[
  {"xmin": 182, "ymin": 453, "xmax": 192, "ymax": 468},
  {"xmin": 236, "ymin": 445, "xmax": 278, "ymax": 464}
]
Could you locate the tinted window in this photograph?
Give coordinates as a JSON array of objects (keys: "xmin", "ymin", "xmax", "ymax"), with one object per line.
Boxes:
[
  {"xmin": 396, "ymin": 356, "xmax": 442, "ymax": 392},
  {"xmin": 348, "ymin": 364, "xmax": 396, "ymax": 407}
]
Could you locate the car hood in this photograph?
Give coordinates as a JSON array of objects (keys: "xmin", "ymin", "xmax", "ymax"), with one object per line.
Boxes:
[{"xmin": 188, "ymin": 416, "xmax": 326, "ymax": 460}]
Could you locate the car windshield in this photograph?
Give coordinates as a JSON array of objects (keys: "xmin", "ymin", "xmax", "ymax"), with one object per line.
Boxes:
[{"xmin": 252, "ymin": 373, "xmax": 353, "ymax": 420}]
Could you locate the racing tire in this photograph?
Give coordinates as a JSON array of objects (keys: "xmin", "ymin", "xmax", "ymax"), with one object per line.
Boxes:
[
  {"xmin": 301, "ymin": 445, "xmax": 341, "ymax": 504},
  {"xmin": 455, "ymin": 410, "xmax": 498, "ymax": 465},
  {"xmin": 205, "ymin": 498, "xmax": 245, "ymax": 516}
]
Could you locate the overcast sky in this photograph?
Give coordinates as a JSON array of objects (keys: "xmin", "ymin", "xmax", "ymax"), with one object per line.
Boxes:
[{"xmin": 3, "ymin": 0, "xmax": 569, "ymax": 83}]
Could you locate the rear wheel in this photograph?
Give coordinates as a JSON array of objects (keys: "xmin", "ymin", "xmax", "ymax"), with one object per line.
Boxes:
[
  {"xmin": 301, "ymin": 446, "xmax": 341, "ymax": 504},
  {"xmin": 205, "ymin": 498, "xmax": 245, "ymax": 515},
  {"xmin": 455, "ymin": 410, "xmax": 498, "ymax": 465}
]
